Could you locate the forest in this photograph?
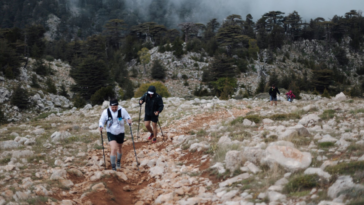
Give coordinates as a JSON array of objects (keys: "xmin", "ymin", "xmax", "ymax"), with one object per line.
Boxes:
[{"xmin": 1, "ymin": 0, "xmax": 364, "ymax": 106}]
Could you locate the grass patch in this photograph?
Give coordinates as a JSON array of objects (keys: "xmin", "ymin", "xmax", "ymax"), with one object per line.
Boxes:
[
  {"xmin": 320, "ymin": 109, "xmax": 336, "ymax": 120},
  {"xmin": 350, "ymin": 108, "xmax": 364, "ymax": 115},
  {"xmin": 264, "ymin": 135, "xmax": 278, "ymax": 143},
  {"xmin": 0, "ymin": 156, "xmax": 11, "ymax": 165},
  {"xmin": 269, "ymin": 113, "xmax": 301, "ymax": 121},
  {"xmin": 283, "ymin": 174, "xmax": 320, "ymax": 193},
  {"xmin": 325, "ymin": 161, "xmax": 364, "ymax": 176},
  {"xmin": 289, "ymin": 136, "xmax": 311, "ymax": 146},
  {"xmin": 230, "ymin": 115, "xmax": 261, "ymax": 125},
  {"xmin": 231, "ymin": 131, "xmax": 251, "ymax": 141},
  {"xmin": 26, "ymin": 196, "xmax": 54, "ymax": 204},
  {"xmin": 196, "ymin": 129, "xmax": 207, "ymax": 137},
  {"xmin": 317, "ymin": 142, "xmax": 335, "ymax": 148},
  {"xmin": 213, "ymin": 143, "xmax": 241, "ymax": 163},
  {"xmin": 27, "ymin": 154, "xmax": 46, "ymax": 163},
  {"xmin": 34, "ymin": 112, "xmax": 57, "ymax": 121},
  {"xmin": 288, "ymin": 190, "xmax": 310, "ymax": 197}
]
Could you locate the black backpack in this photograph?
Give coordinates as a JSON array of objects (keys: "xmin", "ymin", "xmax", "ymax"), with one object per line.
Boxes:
[{"xmin": 107, "ymin": 108, "xmax": 122, "ymax": 127}]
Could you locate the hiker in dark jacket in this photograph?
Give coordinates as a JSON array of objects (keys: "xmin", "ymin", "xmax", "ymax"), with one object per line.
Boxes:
[
  {"xmin": 139, "ymin": 86, "xmax": 164, "ymax": 143},
  {"xmin": 269, "ymin": 84, "xmax": 280, "ymax": 106}
]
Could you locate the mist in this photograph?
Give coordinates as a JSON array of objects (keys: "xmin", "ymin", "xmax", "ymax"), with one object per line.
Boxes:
[{"xmin": 123, "ymin": 0, "xmax": 364, "ymax": 26}]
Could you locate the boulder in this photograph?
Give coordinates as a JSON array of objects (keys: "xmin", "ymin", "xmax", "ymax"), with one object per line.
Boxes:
[
  {"xmin": 244, "ymin": 161, "xmax": 261, "ymax": 174},
  {"xmin": 262, "ymin": 118, "xmax": 274, "ymax": 125},
  {"xmin": 50, "ymin": 169, "xmax": 67, "ymax": 180},
  {"xmin": 115, "ymin": 172, "xmax": 128, "ymax": 181},
  {"xmin": 318, "ymin": 135, "xmax": 337, "ymax": 143},
  {"xmin": 328, "ymin": 176, "xmax": 364, "ymax": 199},
  {"xmin": 298, "ymin": 114, "xmax": 321, "ymax": 127},
  {"xmin": 225, "ymin": 150, "xmax": 242, "ymax": 172},
  {"xmin": 218, "ymin": 136, "xmax": 232, "ymax": 146},
  {"xmin": 304, "ymin": 168, "xmax": 331, "ymax": 180},
  {"xmin": 333, "ymin": 92, "xmax": 346, "ymax": 102},
  {"xmin": 0, "ymin": 140, "xmax": 19, "ymax": 149},
  {"xmin": 261, "ymin": 141, "xmax": 312, "ymax": 171},
  {"xmin": 189, "ymin": 142, "xmax": 209, "ymax": 152},
  {"xmin": 210, "ymin": 162, "xmax": 226, "ymax": 174},
  {"xmin": 150, "ymin": 166, "xmax": 164, "ymax": 177},
  {"xmin": 50, "ymin": 131, "xmax": 72, "ymax": 142},
  {"xmin": 241, "ymin": 147, "xmax": 264, "ymax": 164},
  {"xmin": 243, "ymin": 119, "xmax": 252, "ymax": 126},
  {"xmin": 219, "ymin": 173, "xmax": 250, "ymax": 187},
  {"xmin": 91, "ymin": 183, "xmax": 105, "ymax": 191},
  {"xmin": 12, "ymin": 150, "xmax": 34, "ymax": 158}
]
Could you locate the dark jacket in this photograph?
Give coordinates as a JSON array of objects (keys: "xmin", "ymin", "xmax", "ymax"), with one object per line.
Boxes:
[
  {"xmin": 139, "ymin": 86, "xmax": 164, "ymax": 116},
  {"xmin": 269, "ymin": 87, "xmax": 280, "ymax": 98}
]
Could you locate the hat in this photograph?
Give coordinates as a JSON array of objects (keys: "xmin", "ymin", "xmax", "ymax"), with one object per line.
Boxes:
[
  {"xmin": 110, "ymin": 99, "xmax": 119, "ymax": 106},
  {"xmin": 148, "ymin": 91, "xmax": 154, "ymax": 94}
]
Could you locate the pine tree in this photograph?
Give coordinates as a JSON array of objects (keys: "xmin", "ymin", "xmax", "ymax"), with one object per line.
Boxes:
[
  {"xmin": 70, "ymin": 56, "xmax": 110, "ymax": 99},
  {"xmin": 59, "ymin": 84, "xmax": 69, "ymax": 98},
  {"xmin": 255, "ymin": 76, "xmax": 266, "ymax": 94},
  {"xmin": 151, "ymin": 60, "xmax": 166, "ymax": 80},
  {"xmin": 46, "ymin": 78, "xmax": 57, "ymax": 94},
  {"xmin": 11, "ymin": 85, "xmax": 29, "ymax": 110},
  {"xmin": 0, "ymin": 107, "xmax": 5, "ymax": 125},
  {"xmin": 172, "ymin": 38, "xmax": 183, "ymax": 58}
]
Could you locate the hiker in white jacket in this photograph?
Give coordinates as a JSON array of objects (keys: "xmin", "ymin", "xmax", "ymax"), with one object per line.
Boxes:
[{"xmin": 99, "ymin": 99, "xmax": 132, "ymax": 171}]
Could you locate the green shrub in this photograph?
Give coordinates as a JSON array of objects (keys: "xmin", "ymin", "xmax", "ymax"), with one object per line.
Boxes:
[
  {"xmin": 183, "ymin": 80, "xmax": 189, "ymax": 86},
  {"xmin": 270, "ymin": 113, "xmax": 301, "ymax": 121},
  {"xmin": 45, "ymin": 55, "xmax": 54, "ymax": 61},
  {"xmin": 231, "ymin": 115, "xmax": 261, "ymax": 125},
  {"xmin": 59, "ymin": 84, "xmax": 69, "ymax": 98},
  {"xmin": 46, "ymin": 78, "xmax": 57, "ymax": 94},
  {"xmin": 134, "ymin": 81, "xmax": 171, "ymax": 98},
  {"xmin": 158, "ymin": 45, "xmax": 166, "ymax": 53},
  {"xmin": 317, "ymin": 142, "xmax": 335, "ymax": 148},
  {"xmin": 90, "ymin": 87, "xmax": 116, "ymax": 105},
  {"xmin": 182, "ymin": 74, "xmax": 188, "ymax": 80},
  {"xmin": 283, "ymin": 174, "xmax": 320, "ymax": 193},
  {"xmin": 151, "ymin": 60, "xmax": 166, "ymax": 80},
  {"xmin": 325, "ymin": 161, "xmax": 364, "ymax": 175},
  {"xmin": 320, "ymin": 109, "xmax": 335, "ymax": 120},
  {"xmin": 0, "ymin": 108, "xmax": 6, "ymax": 125},
  {"xmin": 34, "ymin": 59, "xmax": 51, "ymax": 76},
  {"xmin": 11, "ymin": 85, "xmax": 29, "ymax": 110},
  {"xmin": 321, "ymin": 88, "xmax": 331, "ymax": 98},
  {"xmin": 73, "ymin": 95, "xmax": 86, "ymax": 108},
  {"xmin": 30, "ymin": 74, "xmax": 40, "ymax": 88}
]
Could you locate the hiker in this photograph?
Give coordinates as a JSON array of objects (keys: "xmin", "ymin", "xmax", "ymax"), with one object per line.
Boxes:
[
  {"xmin": 99, "ymin": 99, "xmax": 132, "ymax": 171},
  {"xmin": 285, "ymin": 90, "xmax": 296, "ymax": 102},
  {"xmin": 269, "ymin": 84, "xmax": 280, "ymax": 106},
  {"xmin": 139, "ymin": 85, "xmax": 164, "ymax": 143}
]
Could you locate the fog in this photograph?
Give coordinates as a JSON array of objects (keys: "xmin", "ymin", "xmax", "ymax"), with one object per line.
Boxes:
[{"xmin": 124, "ymin": 0, "xmax": 364, "ymax": 26}]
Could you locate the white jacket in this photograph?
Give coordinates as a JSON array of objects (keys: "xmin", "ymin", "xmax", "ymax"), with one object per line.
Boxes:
[{"xmin": 99, "ymin": 106, "xmax": 131, "ymax": 135}]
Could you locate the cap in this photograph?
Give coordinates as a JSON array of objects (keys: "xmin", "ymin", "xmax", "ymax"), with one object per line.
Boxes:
[{"xmin": 110, "ymin": 99, "xmax": 119, "ymax": 106}]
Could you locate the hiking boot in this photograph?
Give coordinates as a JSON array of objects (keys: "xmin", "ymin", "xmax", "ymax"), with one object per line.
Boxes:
[
  {"xmin": 152, "ymin": 138, "xmax": 157, "ymax": 143},
  {"xmin": 112, "ymin": 164, "xmax": 116, "ymax": 171},
  {"xmin": 148, "ymin": 133, "xmax": 154, "ymax": 140},
  {"xmin": 116, "ymin": 162, "xmax": 121, "ymax": 169}
]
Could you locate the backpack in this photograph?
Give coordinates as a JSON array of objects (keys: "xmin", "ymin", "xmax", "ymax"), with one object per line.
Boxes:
[{"xmin": 106, "ymin": 108, "xmax": 122, "ymax": 128}]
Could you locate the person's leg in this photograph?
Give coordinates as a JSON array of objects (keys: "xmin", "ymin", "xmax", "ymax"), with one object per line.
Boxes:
[
  {"xmin": 116, "ymin": 143, "xmax": 123, "ymax": 169},
  {"xmin": 152, "ymin": 122, "xmax": 158, "ymax": 140},
  {"xmin": 109, "ymin": 140, "xmax": 118, "ymax": 170},
  {"xmin": 270, "ymin": 96, "xmax": 273, "ymax": 106},
  {"xmin": 144, "ymin": 120, "xmax": 153, "ymax": 133}
]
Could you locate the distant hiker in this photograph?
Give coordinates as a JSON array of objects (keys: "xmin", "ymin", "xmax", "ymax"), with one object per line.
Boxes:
[
  {"xmin": 286, "ymin": 90, "xmax": 296, "ymax": 102},
  {"xmin": 139, "ymin": 86, "xmax": 164, "ymax": 143},
  {"xmin": 269, "ymin": 84, "xmax": 280, "ymax": 106},
  {"xmin": 99, "ymin": 99, "xmax": 132, "ymax": 171}
]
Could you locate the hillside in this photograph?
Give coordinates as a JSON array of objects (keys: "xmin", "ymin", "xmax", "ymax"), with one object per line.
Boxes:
[{"xmin": 1, "ymin": 93, "xmax": 364, "ymax": 204}]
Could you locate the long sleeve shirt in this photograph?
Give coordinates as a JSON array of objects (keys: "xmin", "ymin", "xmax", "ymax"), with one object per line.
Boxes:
[{"xmin": 99, "ymin": 106, "xmax": 131, "ymax": 135}]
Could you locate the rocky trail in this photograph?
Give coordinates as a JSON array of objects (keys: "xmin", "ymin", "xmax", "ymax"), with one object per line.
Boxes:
[{"xmin": 2, "ymin": 93, "xmax": 364, "ymax": 205}]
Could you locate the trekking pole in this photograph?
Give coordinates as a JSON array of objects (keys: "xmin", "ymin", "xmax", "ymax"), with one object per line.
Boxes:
[
  {"xmin": 158, "ymin": 120, "xmax": 166, "ymax": 141},
  {"xmin": 137, "ymin": 105, "xmax": 141, "ymax": 139},
  {"xmin": 129, "ymin": 124, "xmax": 140, "ymax": 171},
  {"xmin": 100, "ymin": 131, "xmax": 106, "ymax": 170}
]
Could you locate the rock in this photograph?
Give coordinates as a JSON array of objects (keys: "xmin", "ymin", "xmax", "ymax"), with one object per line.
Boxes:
[
  {"xmin": 24, "ymin": 138, "xmax": 36, "ymax": 145},
  {"xmin": 12, "ymin": 150, "xmax": 34, "ymax": 158},
  {"xmin": 4, "ymin": 165, "xmax": 15, "ymax": 171},
  {"xmin": 92, "ymin": 183, "xmax": 105, "ymax": 191},
  {"xmin": 318, "ymin": 135, "xmax": 337, "ymax": 143},
  {"xmin": 211, "ymin": 162, "xmax": 226, "ymax": 174},
  {"xmin": 243, "ymin": 119, "xmax": 253, "ymax": 126},
  {"xmin": 219, "ymin": 173, "xmax": 250, "ymax": 187},
  {"xmin": 268, "ymin": 191, "xmax": 286, "ymax": 202},
  {"xmin": 50, "ymin": 169, "xmax": 67, "ymax": 180},
  {"xmin": 123, "ymin": 185, "xmax": 135, "ymax": 191},
  {"xmin": 241, "ymin": 147, "xmax": 264, "ymax": 164},
  {"xmin": 218, "ymin": 136, "xmax": 232, "ymax": 146},
  {"xmin": 0, "ymin": 140, "xmax": 19, "ymax": 149},
  {"xmin": 328, "ymin": 176, "xmax": 364, "ymax": 199},
  {"xmin": 304, "ymin": 168, "xmax": 331, "ymax": 180},
  {"xmin": 298, "ymin": 114, "xmax": 321, "ymax": 127},
  {"xmin": 189, "ymin": 142, "xmax": 209, "ymax": 152},
  {"xmin": 303, "ymin": 105, "xmax": 316, "ymax": 112},
  {"xmin": 33, "ymin": 128, "xmax": 45, "ymax": 135},
  {"xmin": 90, "ymin": 171, "xmax": 103, "ymax": 181},
  {"xmin": 244, "ymin": 161, "xmax": 261, "ymax": 174},
  {"xmin": 263, "ymin": 118, "xmax": 274, "ymax": 125},
  {"xmin": 333, "ymin": 92, "xmax": 346, "ymax": 102},
  {"xmin": 21, "ymin": 178, "xmax": 33, "ymax": 189},
  {"xmin": 155, "ymin": 192, "xmax": 173, "ymax": 204},
  {"xmin": 150, "ymin": 166, "xmax": 164, "ymax": 177},
  {"xmin": 83, "ymin": 104, "xmax": 92, "ymax": 110},
  {"xmin": 60, "ymin": 179, "xmax": 74, "ymax": 188},
  {"xmin": 317, "ymin": 201, "xmax": 344, "ymax": 205},
  {"xmin": 221, "ymin": 190, "xmax": 239, "ymax": 201},
  {"xmin": 0, "ymin": 196, "xmax": 5, "ymax": 205},
  {"xmin": 225, "ymin": 150, "xmax": 242, "ymax": 172},
  {"xmin": 60, "ymin": 200, "xmax": 74, "ymax": 205},
  {"xmin": 261, "ymin": 141, "xmax": 312, "ymax": 171},
  {"xmin": 14, "ymin": 190, "xmax": 31, "ymax": 201},
  {"xmin": 173, "ymin": 135, "xmax": 191, "ymax": 145},
  {"xmin": 50, "ymin": 131, "xmax": 72, "ymax": 142},
  {"xmin": 115, "ymin": 172, "xmax": 128, "ymax": 182}
]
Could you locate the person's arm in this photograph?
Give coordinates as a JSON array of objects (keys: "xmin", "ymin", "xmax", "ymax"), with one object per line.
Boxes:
[
  {"xmin": 139, "ymin": 93, "xmax": 146, "ymax": 105},
  {"xmin": 155, "ymin": 96, "xmax": 164, "ymax": 115},
  {"xmin": 277, "ymin": 88, "xmax": 280, "ymax": 95},
  {"xmin": 99, "ymin": 110, "xmax": 107, "ymax": 132},
  {"xmin": 122, "ymin": 108, "xmax": 132, "ymax": 125},
  {"xmin": 269, "ymin": 88, "xmax": 272, "ymax": 95}
]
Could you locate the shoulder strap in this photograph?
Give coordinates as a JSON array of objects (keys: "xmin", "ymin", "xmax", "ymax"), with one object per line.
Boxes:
[
  {"xmin": 118, "ymin": 109, "xmax": 122, "ymax": 118},
  {"xmin": 107, "ymin": 108, "xmax": 112, "ymax": 120}
]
